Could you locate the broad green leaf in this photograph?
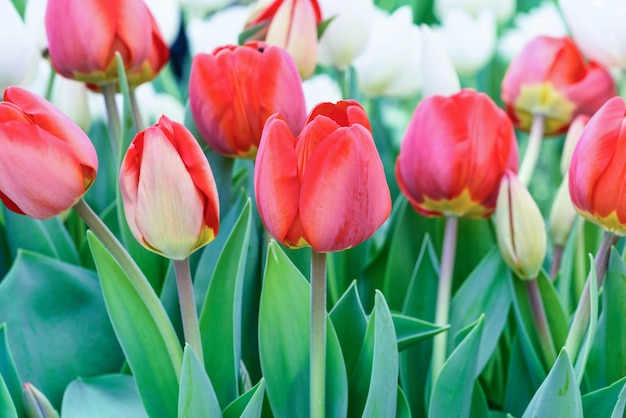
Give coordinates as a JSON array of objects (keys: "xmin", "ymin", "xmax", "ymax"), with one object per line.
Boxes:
[
  {"xmin": 536, "ymin": 271, "xmax": 569, "ymax": 354},
  {"xmin": 223, "ymin": 379, "xmax": 265, "ymax": 418},
  {"xmin": 400, "ymin": 236, "xmax": 439, "ymax": 418},
  {"xmin": 329, "ymin": 281, "xmax": 367, "ymax": 376},
  {"xmin": 88, "ymin": 232, "xmax": 182, "ymax": 418},
  {"xmin": 259, "ymin": 242, "xmax": 347, "ymax": 418},
  {"xmin": 582, "ymin": 376, "xmax": 626, "ymax": 418},
  {"xmin": 178, "ymin": 346, "xmax": 222, "ymax": 418},
  {"xmin": 574, "ymin": 254, "xmax": 597, "ymax": 383},
  {"xmin": 429, "ymin": 316, "xmax": 484, "ymax": 418},
  {"xmin": 0, "ymin": 251, "xmax": 122, "ymax": 407},
  {"xmin": 393, "ymin": 313, "xmax": 448, "ymax": 351},
  {"xmin": 350, "ymin": 292, "xmax": 398, "ymax": 418},
  {"xmin": 396, "ymin": 386, "xmax": 410, "ymax": 418},
  {"xmin": 470, "ymin": 382, "xmax": 489, "ymax": 418},
  {"xmin": 0, "ymin": 374, "xmax": 17, "ymax": 418},
  {"xmin": 450, "ymin": 247, "xmax": 511, "ymax": 372},
  {"xmin": 62, "ymin": 374, "xmax": 148, "ymax": 418},
  {"xmin": 612, "ymin": 378, "xmax": 626, "ymax": 418},
  {"xmin": 503, "ymin": 337, "xmax": 537, "ymax": 417},
  {"xmin": 199, "ymin": 201, "xmax": 251, "ymax": 408},
  {"xmin": 0, "ymin": 325, "xmax": 22, "ymax": 417},
  {"xmin": 328, "ymin": 242, "xmax": 369, "ymax": 306},
  {"xmin": 605, "ymin": 249, "xmax": 626, "ymax": 384},
  {"xmin": 522, "ymin": 349, "xmax": 582, "ymax": 418},
  {"xmin": 3, "ymin": 208, "xmax": 79, "ymax": 265}
]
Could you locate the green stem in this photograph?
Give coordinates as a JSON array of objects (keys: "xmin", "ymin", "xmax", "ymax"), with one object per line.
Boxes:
[
  {"xmin": 174, "ymin": 258, "xmax": 204, "ymax": 364},
  {"xmin": 129, "ymin": 88, "xmax": 144, "ymax": 131},
  {"xmin": 565, "ymin": 231, "xmax": 619, "ymax": 358},
  {"xmin": 44, "ymin": 66, "xmax": 56, "ymax": 102},
  {"xmin": 101, "ymin": 83, "xmax": 121, "ymax": 162},
  {"xmin": 518, "ymin": 114, "xmax": 545, "ymax": 187},
  {"xmin": 525, "ymin": 278, "xmax": 557, "ymax": 367},
  {"xmin": 72, "ymin": 198, "xmax": 145, "ymax": 284},
  {"xmin": 431, "ymin": 216, "xmax": 459, "ymax": 384},
  {"xmin": 336, "ymin": 67, "xmax": 351, "ymax": 100},
  {"xmin": 549, "ymin": 245, "xmax": 564, "ymax": 281},
  {"xmin": 310, "ymin": 251, "xmax": 327, "ymax": 418}
]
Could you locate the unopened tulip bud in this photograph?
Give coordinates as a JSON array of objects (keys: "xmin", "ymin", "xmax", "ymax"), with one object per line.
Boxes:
[
  {"xmin": 494, "ymin": 171, "xmax": 547, "ymax": 279},
  {"xmin": 549, "ymin": 176, "xmax": 578, "ymax": 247},
  {"xmin": 560, "ymin": 114, "xmax": 588, "ymax": 175},
  {"xmin": 23, "ymin": 383, "xmax": 59, "ymax": 418}
]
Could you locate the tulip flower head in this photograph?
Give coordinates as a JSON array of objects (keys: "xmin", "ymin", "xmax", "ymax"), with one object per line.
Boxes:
[
  {"xmin": 0, "ymin": 87, "xmax": 98, "ymax": 219},
  {"xmin": 396, "ymin": 89, "xmax": 518, "ymax": 218},
  {"xmin": 494, "ymin": 171, "xmax": 547, "ymax": 279},
  {"xmin": 126, "ymin": 8, "xmax": 170, "ymax": 89},
  {"xmin": 45, "ymin": 0, "xmax": 153, "ymax": 85},
  {"xmin": 189, "ymin": 41, "xmax": 306, "ymax": 159},
  {"xmin": 120, "ymin": 115, "xmax": 220, "ymax": 260},
  {"xmin": 254, "ymin": 100, "xmax": 391, "ymax": 252},
  {"xmin": 501, "ymin": 36, "xmax": 616, "ymax": 135},
  {"xmin": 569, "ymin": 97, "xmax": 626, "ymax": 236}
]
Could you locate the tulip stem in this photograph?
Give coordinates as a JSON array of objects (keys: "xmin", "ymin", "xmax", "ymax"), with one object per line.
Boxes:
[
  {"xmin": 431, "ymin": 216, "xmax": 459, "ymax": 385},
  {"xmin": 310, "ymin": 251, "xmax": 327, "ymax": 418},
  {"xmin": 526, "ymin": 278, "xmax": 557, "ymax": 367},
  {"xmin": 549, "ymin": 245, "xmax": 564, "ymax": 280},
  {"xmin": 518, "ymin": 114, "xmax": 545, "ymax": 187},
  {"xmin": 174, "ymin": 258, "xmax": 204, "ymax": 364},
  {"xmin": 101, "ymin": 82, "xmax": 122, "ymax": 162},
  {"xmin": 130, "ymin": 89, "xmax": 145, "ymax": 131},
  {"xmin": 565, "ymin": 231, "xmax": 619, "ymax": 360}
]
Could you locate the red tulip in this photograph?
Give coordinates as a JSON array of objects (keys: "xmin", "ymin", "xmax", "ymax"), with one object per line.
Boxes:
[
  {"xmin": 45, "ymin": 0, "xmax": 152, "ymax": 85},
  {"xmin": 189, "ymin": 41, "xmax": 306, "ymax": 159},
  {"xmin": 120, "ymin": 115, "xmax": 220, "ymax": 260},
  {"xmin": 569, "ymin": 96, "xmax": 626, "ymax": 235},
  {"xmin": 254, "ymin": 100, "xmax": 391, "ymax": 252},
  {"xmin": 127, "ymin": 8, "xmax": 170, "ymax": 89},
  {"xmin": 246, "ymin": 0, "xmax": 322, "ymax": 79},
  {"xmin": 502, "ymin": 36, "xmax": 616, "ymax": 135},
  {"xmin": 0, "ymin": 87, "xmax": 98, "ymax": 219},
  {"xmin": 396, "ymin": 89, "xmax": 518, "ymax": 218}
]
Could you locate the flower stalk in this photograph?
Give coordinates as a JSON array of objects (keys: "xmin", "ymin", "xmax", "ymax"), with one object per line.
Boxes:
[
  {"xmin": 174, "ymin": 258, "xmax": 204, "ymax": 364},
  {"xmin": 518, "ymin": 113, "xmax": 545, "ymax": 187},
  {"xmin": 310, "ymin": 250, "xmax": 327, "ymax": 418},
  {"xmin": 101, "ymin": 82, "xmax": 122, "ymax": 162},
  {"xmin": 525, "ymin": 278, "xmax": 557, "ymax": 367}
]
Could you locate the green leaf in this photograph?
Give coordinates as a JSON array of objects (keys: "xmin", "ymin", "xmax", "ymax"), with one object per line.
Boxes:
[
  {"xmin": 0, "ymin": 374, "xmax": 17, "ymax": 418},
  {"xmin": 223, "ymin": 379, "xmax": 265, "ymax": 418},
  {"xmin": 62, "ymin": 374, "xmax": 148, "ymax": 418},
  {"xmin": 259, "ymin": 242, "xmax": 347, "ymax": 418},
  {"xmin": 449, "ymin": 247, "xmax": 511, "ymax": 371},
  {"xmin": 87, "ymin": 232, "xmax": 182, "ymax": 418},
  {"xmin": 0, "ymin": 251, "xmax": 123, "ymax": 407},
  {"xmin": 395, "ymin": 386, "xmax": 410, "ymax": 418},
  {"xmin": 199, "ymin": 200, "xmax": 251, "ymax": 408},
  {"xmin": 3, "ymin": 207, "xmax": 79, "ymax": 265},
  {"xmin": 348, "ymin": 291, "xmax": 398, "ymax": 418},
  {"xmin": 605, "ymin": 248, "xmax": 626, "ymax": 384},
  {"xmin": 470, "ymin": 382, "xmax": 489, "ymax": 418},
  {"xmin": 536, "ymin": 271, "xmax": 569, "ymax": 353},
  {"xmin": 522, "ymin": 349, "xmax": 582, "ymax": 418},
  {"xmin": 178, "ymin": 346, "xmax": 222, "ymax": 418},
  {"xmin": 393, "ymin": 313, "xmax": 447, "ymax": 351},
  {"xmin": 503, "ymin": 336, "xmax": 537, "ymax": 417},
  {"xmin": 238, "ymin": 22, "xmax": 267, "ymax": 45},
  {"xmin": 429, "ymin": 315, "xmax": 485, "ymax": 418},
  {"xmin": 582, "ymin": 376, "xmax": 626, "ymax": 418},
  {"xmin": 0, "ymin": 325, "xmax": 22, "ymax": 417},
  {"xmin": 574, "ymin": 254, "xmax": 598, "ymax": 383},
  {"xmin": 329, "ymin": 281, "xmax": 367, "ymax": 376},
  {"xmin": 317, "ymin": 16, "xmax": 336, "ymax": 38},
  {"xmin": 612, "ymin": 378, "xmax": 626, "ymax": 418}
]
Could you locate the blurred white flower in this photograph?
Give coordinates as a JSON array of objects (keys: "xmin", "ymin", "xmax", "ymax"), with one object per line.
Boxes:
[
  {"xmin": 353, "ymin": 6, "xmax": 421, "ymax": 98},
  {"xmin": 302, "ymin": 74, "xmax": 342, "ymax": 112},
  {"xmin": 186, "ymin": 5, "xmax": 249, "ymax": 56},
  {"xmin": 24, "ymin": 0, "xmax": 48, "ymax": 52},
  {"xmin": 0, "ymin": 0, "xmax": 39, "ymax": 93},
  {"xmin": 434, "ymin": 8, "xmax": 496, "ymax": 76},
  {"xmin": 435, "ymin": 0, "xmax": 515, "ymax": 24},
  {"xmin": 144, "ymin": 0, "xmax": 182, "ymax": 45},
  {"xmin": 179, "ymin": 0, "xmax": 237, "ymax": 19},
  {"xmin": 497, "ymin": 2, "xmax": 567, "ymax": 61},
  {"xmin": 317, "ymin": 0, "xmax": 374, "ymax": 69},
  {"xmin": 420, "ymin": 25, "xmax": 461, "ymax": 97},
  {"xmin": 558, "ymin": 0, "xmax": 626, "ymax": 70}
]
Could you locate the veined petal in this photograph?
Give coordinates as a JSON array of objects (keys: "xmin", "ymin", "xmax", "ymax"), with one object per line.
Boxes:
[
  {"xmin": 300, "ymin": 124, "xmax": 390, "ymax": 252},
  {"xmin": 295, "ymin": 114, "xmax": 340, "ymax": 181}
]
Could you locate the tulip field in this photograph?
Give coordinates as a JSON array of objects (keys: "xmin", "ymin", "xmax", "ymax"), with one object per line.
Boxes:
[{"xmin": 2, "ymin": 0, "xmax": 626, "ymax": 417}]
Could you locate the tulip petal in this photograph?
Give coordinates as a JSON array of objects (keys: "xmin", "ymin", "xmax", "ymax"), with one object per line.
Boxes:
[
  {"xmin": 254, "ymin": 115, "xmax": 301, "ymax": 246},
  {"xmin": 0, "ymin": 123, "xmax": 85, "ymax": 219},
  {"xmin": 295, "ymin": 114, "xmax": 340, "ymax": 181},
  {"xmin": 563, "ymin": 62, "xmax": 616, "ymax": 117},
  {"xmin": 300, "ymin": 124, "xmax": 391, "ymax": 252}
]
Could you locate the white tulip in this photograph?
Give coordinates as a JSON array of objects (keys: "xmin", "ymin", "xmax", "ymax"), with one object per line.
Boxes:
[
  {"xmin": 24, "ymin": 0, "xmax": 48, "ymax": 52},
  {"xmin": 353, "ymin": 6, "xmax": 421, "ymax": 98},
  {"xmin": 302, "ymin": 74, "xmax": 342, "ymax": 113},
  {"xmin": 558, "ymin": 0, "xmax": 626, "ymax": 70},
  {"xmin": 0, "ymin": 0, "xmax": 39, "ymax": 93},
  {"xmin": 434, "ymin": 9, "xmax": 496, "ymax": 76},
  {"xmin": 420, "ymin": 25, "xmax": 460, "ymax": 98},
  {"xmin": 144, "ymin": 0, "xmax": 182, "ymax": 46},
  {"xmin": 435, "ymin": 0, "xmax": 515, "ymax": 24},
  {"xmin": 186, "ymin": 5, "xmax": 249, "ymax": 57},
  {"xmin": 317, "ymin": 0, "xmax": 374, "ymax": 69}
]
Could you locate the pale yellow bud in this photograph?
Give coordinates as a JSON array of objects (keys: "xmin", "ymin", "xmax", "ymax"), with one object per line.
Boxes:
[{"xmin": 549, "ymin": 175, "xmax": 578, "ymax": 247}]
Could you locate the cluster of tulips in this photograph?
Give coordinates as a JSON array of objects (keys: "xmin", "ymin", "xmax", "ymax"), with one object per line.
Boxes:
[{"xmin": 2, "ymin": 0, "xmax": 626, "ymax": 417}]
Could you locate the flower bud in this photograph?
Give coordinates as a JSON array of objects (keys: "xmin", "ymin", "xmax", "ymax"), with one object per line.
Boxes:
[
  {"xmin": 560, "ymin": 114, "xmax": 588, "ymax": 175},
  {"xmin": 23, "ymin": 383, "xmax": 59, "ymax": 418},
  {"xmin": 494, "ymin": 171, "xmax": 547, "ymax": 279},
  {"xmin": 549, "ymin": 176, "xmax": 577, "ymax": 247}
]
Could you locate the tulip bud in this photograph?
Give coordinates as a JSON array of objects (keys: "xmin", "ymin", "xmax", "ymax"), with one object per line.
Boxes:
[
  {"xmin": 126, "ymin": 8, "xmax": 170, "ymax": 89},
  {"xmin": 560, "ymin": 114, "xmax": 588, "ymax": 176},
  {"xmin": 549, "ymin": 176, "xmax": 577, "ymax": 247},
  {"xmin": 120, "ymin": 115, "xmax": 220, "ymax": 260},
  {"xmin": 23, "ymin": 383, "xmax": 59, "ymax": 418},
  {"xmin": 494, "ymin": 171, "xmax": 547, "ymax": 279},
  {"xmin": 0, "ymin": 87, "xmax": 98, "ymax": 219}
]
